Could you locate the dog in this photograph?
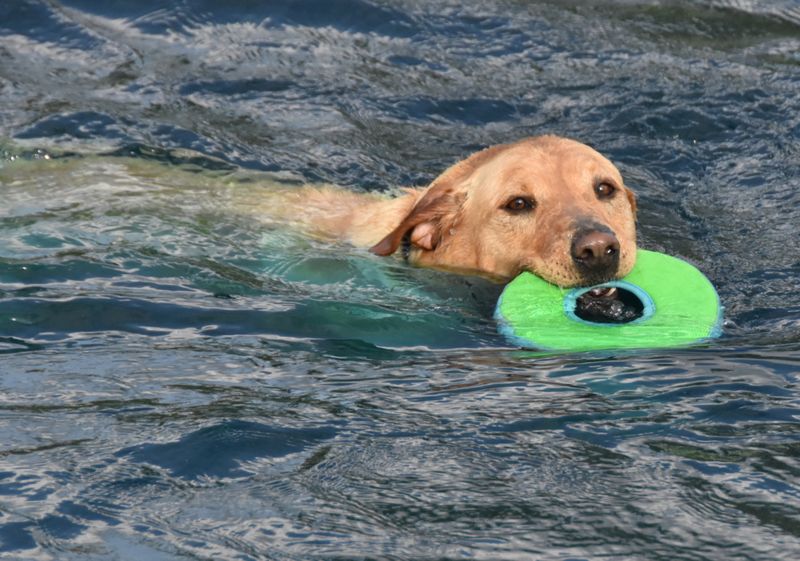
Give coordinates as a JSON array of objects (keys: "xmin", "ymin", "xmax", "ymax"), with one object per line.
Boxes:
[{"xmin": 262, "ymin": 135, "xmax": 637, "ymax": 288}]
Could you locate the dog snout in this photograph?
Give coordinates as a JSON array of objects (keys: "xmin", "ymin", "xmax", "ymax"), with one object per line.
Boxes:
[{"xmin": 571, "ymin": 226, "xmax": 620, "ymax": 282}]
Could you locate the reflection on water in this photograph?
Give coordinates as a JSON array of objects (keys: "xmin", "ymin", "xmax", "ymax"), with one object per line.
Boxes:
[{"xmin": 2, "ymin": 0, "xmax": 800, "ymax": 559}]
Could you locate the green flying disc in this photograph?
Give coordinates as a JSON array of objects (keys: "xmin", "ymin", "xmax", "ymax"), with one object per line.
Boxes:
[{"xmin": 495, "ymin": 249, "xmax": 722, "ymax": 352}]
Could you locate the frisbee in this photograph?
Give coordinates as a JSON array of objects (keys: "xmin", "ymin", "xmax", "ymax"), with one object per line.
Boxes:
[{"xmin": 495, "ymin": 249, "xmax": 722, "ymax": 352}]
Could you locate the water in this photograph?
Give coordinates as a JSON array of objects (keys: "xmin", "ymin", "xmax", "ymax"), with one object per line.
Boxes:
[{"xmin": 2, "ymin": 0, "xmax": 800, "ymax": 559}]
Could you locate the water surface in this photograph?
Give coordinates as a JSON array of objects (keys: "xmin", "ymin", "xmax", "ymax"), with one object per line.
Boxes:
[{"xmin": 2, "ymin": 1, "xmax": 800, "ymax": 559}]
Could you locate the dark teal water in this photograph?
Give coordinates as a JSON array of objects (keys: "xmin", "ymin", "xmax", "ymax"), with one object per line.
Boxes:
[{"xmin": 2, "ymin": 1, "xmax": 800, "ymax": 559}]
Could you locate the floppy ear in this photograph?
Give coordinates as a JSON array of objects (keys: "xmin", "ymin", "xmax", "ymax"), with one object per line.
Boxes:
[
  {"xmin": 370, "ymin": 141, "xmax": 509, "ymax": 257},
  {"xmin": 624, "ymin": 186, "xmax": 637, "ymax": 218},
  {"xmin": 369, "ymin": 185, "xmax": 460, "ymax": 256}
]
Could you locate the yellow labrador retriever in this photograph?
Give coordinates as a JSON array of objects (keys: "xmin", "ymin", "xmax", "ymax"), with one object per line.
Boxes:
[{"xmin": 267, "ymin": 135, "xmax": 637, "ymax": 287}]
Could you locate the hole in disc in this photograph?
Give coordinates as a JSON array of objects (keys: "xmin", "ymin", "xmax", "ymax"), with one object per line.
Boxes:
[{"xmin": 574, "ymin": 287, "xmax": 645, "ymax": 324}]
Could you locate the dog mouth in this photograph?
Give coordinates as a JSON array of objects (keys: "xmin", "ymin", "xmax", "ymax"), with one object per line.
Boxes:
[
  {"xmin": 575, "ymin": 286, "xmax": 644, "ymax": 324},
  {"xmin": 587, "ymin": 286, "xmax": 617, "ymax": 298}
]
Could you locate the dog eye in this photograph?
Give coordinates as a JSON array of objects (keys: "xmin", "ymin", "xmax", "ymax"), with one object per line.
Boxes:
[
  {"xmin": 595, "ymin": 182, "xmax": 616, "ymax": 199},
  {"xmin": 504, "ymin": 196, "xmax": 535, "ymax": 212}
]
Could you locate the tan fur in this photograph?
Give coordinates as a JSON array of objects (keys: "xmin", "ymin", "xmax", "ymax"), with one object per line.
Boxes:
[{"xmin": 259, "ymin": 135, "xmax": 637, "ymax": 287}]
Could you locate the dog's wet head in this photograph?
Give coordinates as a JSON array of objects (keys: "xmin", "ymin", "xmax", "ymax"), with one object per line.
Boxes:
[{"xmin": 370, "ymin": 135, "xmax": 638, "ymax": 286}]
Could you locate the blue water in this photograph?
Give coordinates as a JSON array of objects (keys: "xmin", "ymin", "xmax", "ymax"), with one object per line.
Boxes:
[{"xmin": 2, "ymin": 1, "xmax": 800, "ymax": 559}]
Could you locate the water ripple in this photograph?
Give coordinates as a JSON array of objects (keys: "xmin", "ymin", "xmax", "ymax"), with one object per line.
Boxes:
[{"xmin": 2, "ymin": 1, "xmax": 800, "ymax": 559}]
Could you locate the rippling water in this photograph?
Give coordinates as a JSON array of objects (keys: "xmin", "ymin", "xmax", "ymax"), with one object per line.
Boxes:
[{"xmin": 2, "ymin": 1, "xmax": 800, "ymax": 559}]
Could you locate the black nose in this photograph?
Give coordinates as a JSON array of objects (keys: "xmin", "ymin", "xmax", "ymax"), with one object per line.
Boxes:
[{"xmin": 571, "ymin": 227, "xmax": 620, "ymax": 282}]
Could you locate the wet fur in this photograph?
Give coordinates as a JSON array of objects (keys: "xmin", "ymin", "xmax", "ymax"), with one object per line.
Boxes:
[{"xmin": 264, "ymin": 135, "xmax": 637, "ymax": 287}]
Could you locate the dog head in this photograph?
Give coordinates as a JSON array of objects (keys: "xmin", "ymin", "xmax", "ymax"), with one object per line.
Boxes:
[{"xmin": 371, "ymin": 136, "xmax": 637, "ymax": 287}]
